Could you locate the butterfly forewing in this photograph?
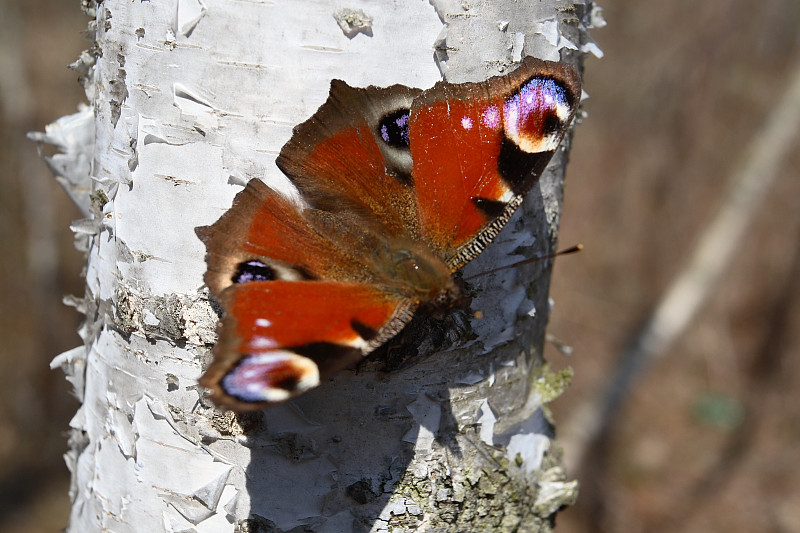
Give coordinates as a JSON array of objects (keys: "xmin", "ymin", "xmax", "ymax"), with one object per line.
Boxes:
[
  {"xmin": 409, "ymin": 57, "xmax": 581, "ymax": 267},
  {"xmin": 276, "ymin": 82, "xmax": 423, "ymax": 240},
  {"xmin": 196, "ymin": 179, "xmax": 373, "ymax": 297},
  {"xmin": 201, "ymin": 280, "xmax": 411, "ymax": 411}
]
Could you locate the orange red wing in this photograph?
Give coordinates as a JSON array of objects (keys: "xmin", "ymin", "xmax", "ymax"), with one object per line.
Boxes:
[
  {"xmin": 409, "ymin": 58, "xmax": 581, "ymax": 267},
  {"xmin": 200, "ymin": 280, "xmax": 411, "ymax": 411}
]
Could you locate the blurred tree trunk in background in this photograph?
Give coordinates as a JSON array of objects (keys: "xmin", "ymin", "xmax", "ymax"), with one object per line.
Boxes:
[{"xmin": 35, "ymin": 0, "xmax": 600, "ymax": 531}]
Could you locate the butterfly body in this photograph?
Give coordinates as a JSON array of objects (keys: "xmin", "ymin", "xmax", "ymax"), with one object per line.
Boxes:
[{"xmin": 197, "ymin": 57, "xmax": 581, "ymax": 411}]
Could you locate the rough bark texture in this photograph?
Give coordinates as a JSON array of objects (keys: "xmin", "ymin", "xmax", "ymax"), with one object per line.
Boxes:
[{"xmin": 37, "ymin": 1, "xmax": 602, "ymax": 531}]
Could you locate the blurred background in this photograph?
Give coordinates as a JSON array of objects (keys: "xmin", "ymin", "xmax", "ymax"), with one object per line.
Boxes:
[
  {"xmin": 0, "ymin": 0, "xmax": 86, "ymax": 531},
  {"xmin": 0, "ymin": 1, "xmax": 798, "ymax": 532}
]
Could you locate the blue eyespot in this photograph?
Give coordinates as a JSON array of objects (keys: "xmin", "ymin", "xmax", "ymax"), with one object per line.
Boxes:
[{"xmin": 379, "ymin": 109, "xmax": 411, "ymax": 148}]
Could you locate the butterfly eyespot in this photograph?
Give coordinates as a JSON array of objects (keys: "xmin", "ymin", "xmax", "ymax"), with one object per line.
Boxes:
[
  {"xmin": 502, "ymin": 76, "xmax": 572, "ymax": 154},
  {"xmin": 220, "ymin": 351, "xmax": 320, "ymax": 403},
  {"xmin": 378, "ymin": 109, "xmax": 411, "ymax": 148},
  {"xmin": 233, "ymin": 260, "xmax": 275, "ymax": 284}
]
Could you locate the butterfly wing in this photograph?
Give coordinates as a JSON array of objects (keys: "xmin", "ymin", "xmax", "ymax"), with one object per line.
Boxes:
[
  {"xmin": 197, "ymin": 180, "xmax": 415, "ymax": 410},
  {"xmin": 201, "ymin": 280, "xmax": 412, "ymax": 411},
  {"xmin": 275, "ymin": 58, "xmax": 580, "ymax": 269},
  {"xmin": 276, "ymin": 81, "xmax": 423, "ymax": 239},
  {"xmin": 408, "ymin": 57, "xmax": 581, "ymax": 268}
]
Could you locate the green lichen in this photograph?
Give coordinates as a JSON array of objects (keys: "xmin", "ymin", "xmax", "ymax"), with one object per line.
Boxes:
[{"xmin": 532, "ymin": 365, "xmax": 573, "ymax": 404}]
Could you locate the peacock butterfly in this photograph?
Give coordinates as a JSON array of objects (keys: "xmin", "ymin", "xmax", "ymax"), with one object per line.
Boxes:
[{"xmin": 196, "ymin": 57, "xmax": 581, "ymax": 411}]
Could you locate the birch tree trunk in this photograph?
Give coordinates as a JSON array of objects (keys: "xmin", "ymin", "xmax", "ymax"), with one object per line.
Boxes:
[{"xmin": 35, "ymin": 0, "xmax": 602, "ymax": 531}]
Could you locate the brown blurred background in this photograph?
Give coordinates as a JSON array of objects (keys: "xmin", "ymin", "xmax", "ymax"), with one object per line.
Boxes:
[
  {"xmin": 0, "ymin": 0, "xmax": 86, "ymax": 531},
  {"xmin": 0, "ymin": 1, "xmax": 798, "ymax": 532},
  {"xmin": 549, "ymin": 2, "xmax": 800, "ymax": 532}
]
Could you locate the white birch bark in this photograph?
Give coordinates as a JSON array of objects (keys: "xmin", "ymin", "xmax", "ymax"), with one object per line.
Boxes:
[{"xmin": 35, "ymin": 0, "xmax": 602, "ymax": 531}]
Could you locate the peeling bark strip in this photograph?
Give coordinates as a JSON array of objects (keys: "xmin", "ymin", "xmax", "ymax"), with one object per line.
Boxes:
[{"xmin": 36, "ymin": 0, "xmax": 601, "ymax": 531}]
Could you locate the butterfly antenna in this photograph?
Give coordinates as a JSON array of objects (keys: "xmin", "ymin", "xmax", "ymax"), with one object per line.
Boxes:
[{"xmin": 464, "ymin": 244, "xmax": 583, "ymax": 280}]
